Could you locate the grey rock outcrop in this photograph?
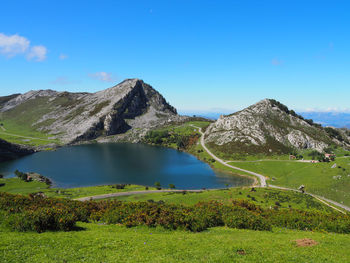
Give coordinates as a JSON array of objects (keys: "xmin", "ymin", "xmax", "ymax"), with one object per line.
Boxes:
[
  {"xmin": 205, "ymin": 99, "xmax": 334, "ymax": 154},
  {"xmin": 0, "ymin": 79, "xmax": 181, "ymax": 144}
]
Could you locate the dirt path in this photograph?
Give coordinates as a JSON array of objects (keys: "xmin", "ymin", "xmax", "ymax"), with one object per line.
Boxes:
[
  {"xmin": 269, "ymin": 184, "xmax": 350, "ymax": 214},
  {"xmin": 191, "ymin": 125, "xmax": 267, "ymax": 187},
  {"xmin": 74, "ymin": 189, "xmax": 203, "ymax": 201}
]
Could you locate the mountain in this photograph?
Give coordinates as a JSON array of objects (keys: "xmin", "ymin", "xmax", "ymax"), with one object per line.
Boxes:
[
  {"xmin": 299, "ymin": 112, "xmax": 350, "ymax": 128},
  {"xmin": 0, "ymin": 139, "xmax": 34, "ymax": 162},
  {"xmin": 0, "ymin": 79, "xmax": 181, "ymax": 144},
  {"xmin": 204, "ymin": 99, "xmax": 349, "ymax": 156}
]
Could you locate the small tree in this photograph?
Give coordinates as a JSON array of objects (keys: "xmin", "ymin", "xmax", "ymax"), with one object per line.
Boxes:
[
  {"xmin": 169, "ymin": 184, "xmax": 175, "ymax": 189},
  {"xmin": 154, "ymin": 181, "xmax": 161, "ymax": 190}
]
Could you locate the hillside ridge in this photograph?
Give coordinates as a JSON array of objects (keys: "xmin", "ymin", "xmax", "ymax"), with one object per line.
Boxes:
[
  {"xmin": 0, "ymin": 79, "xmax": 182, "ymax": 144},
  {"xmin": 205, "ymin": 98, "xmax": 349, "ymax": 155}
]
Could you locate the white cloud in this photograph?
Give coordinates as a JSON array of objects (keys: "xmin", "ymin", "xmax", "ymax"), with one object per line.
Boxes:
[
  {"xmin": 59, "ymin": 53, "xmax": 68, "ymax": 60},
  {"xmin": 89, "ymin": 72, "xmax": 115, "ymax": 82},
  {"xmin": 0, "ymin": 33, "xmax": 30, "ymax": 57},
  {"xmin": 0, "ymin": 33, "xmax": 47, "ymax": 62},
  {"xmin": 26, "ymin": 45, "xmax": 47, "ymax": 62}
]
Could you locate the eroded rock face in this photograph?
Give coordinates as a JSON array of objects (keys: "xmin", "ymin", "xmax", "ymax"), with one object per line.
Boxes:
[
  {"xmin": 0, "ymin": 79, "xmax": 180, "ymax": 144},
  {"xmin": 205, "ymin": 99, "xmax": 332, "ymax": 153}
]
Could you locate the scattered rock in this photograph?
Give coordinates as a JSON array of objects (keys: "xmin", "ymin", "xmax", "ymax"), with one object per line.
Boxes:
[{"xmin": 236, "ymin": 249, "xmax": 246, "ymax": 255}]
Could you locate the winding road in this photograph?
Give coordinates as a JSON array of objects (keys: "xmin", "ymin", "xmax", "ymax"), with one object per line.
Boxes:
[
  {"xmin": 76, "ymin": 125, "xmax": 350, "ymax": 214},
  {"xmin": 192, "ymin": 125, "xmax": 267, "ymax": 187},
  {"xmin": 191, "ymin": 125, "xmax": 350, "ymax": 213},
  {"xmin": 75, "ymin": 189, "xmax": 203, "ymax": 201}
]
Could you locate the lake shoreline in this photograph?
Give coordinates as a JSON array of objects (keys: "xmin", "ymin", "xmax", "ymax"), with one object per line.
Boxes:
[{"xmin": 0, "ymin": 142, "xmax": 251, "ymax": 190}]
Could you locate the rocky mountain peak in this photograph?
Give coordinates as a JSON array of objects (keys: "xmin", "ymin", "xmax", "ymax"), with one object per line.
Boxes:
[
  {"xmin": 205, "ymin": 99, "xmax": 334, "ymax": 155},
  {"xmin": 0, "ymin": 79, "xmax": 181, "ymax": 144}
]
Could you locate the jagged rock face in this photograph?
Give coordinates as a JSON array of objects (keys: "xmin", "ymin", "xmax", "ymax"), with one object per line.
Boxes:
[
  {"xmin": 0, "ymin": 139, "xmax": 34, "ymax": 162},
  {"xmin": 205, "ymin": 99, "xmax": 333, "ymax": 154},
  {"xmin": 0, "ymin": 79, "xmax": 179, "ymax": 143}
]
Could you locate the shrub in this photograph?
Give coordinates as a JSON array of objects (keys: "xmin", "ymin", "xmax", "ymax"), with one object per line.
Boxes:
[
  {"xmin": 1, "ymin": 192, "xmax": 350, "ymax": 234},
  {"xmin": 222, "ymin": 207, "xmax": 272, "ymax": 231},
  {"xmin": 4, "ymin": 207, "xmax": 78, "ymax": 233}
]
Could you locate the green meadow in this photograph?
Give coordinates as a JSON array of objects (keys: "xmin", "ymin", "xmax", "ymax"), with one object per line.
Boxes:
[
  {"xmin": 1, "ymin": 223, "xmax": 350, "ymax": 263},
  {"xmin": 230, "ymin": 157, "xmax": 350, "ymax": 206}
]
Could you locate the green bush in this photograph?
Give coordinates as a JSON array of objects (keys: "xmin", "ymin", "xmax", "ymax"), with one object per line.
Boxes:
[
  {"xmin": 3, "ymin": 207, "xmax": 77, "ymax": 233},
  {"xmin": 1, "ymin": 192, "xmax": 350, "ymax": 234},
  {"xmin": 222, "ymin": 207, "xmax": 272, "ymax": 231}
]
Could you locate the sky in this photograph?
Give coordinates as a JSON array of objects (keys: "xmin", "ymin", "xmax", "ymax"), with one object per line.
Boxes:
[{"xmin": 0, "ymin": 0, "xmax": 349, "ymax": 113}]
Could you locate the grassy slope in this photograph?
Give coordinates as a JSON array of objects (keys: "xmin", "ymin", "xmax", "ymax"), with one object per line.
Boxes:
[
  {"xmin": 0, "ymin": 178, "xmax": 335, "ymax": 212},
  {"xmin": 108, "ymin": 187, "xmax": 334, "ymax": 212},
  {"xmin": 0, "ymin": 178, "xmax": 156, "ymax": 199},
  {"xmin": 230, "ymin": 157, "xmax": 350, "ymax": 206},
  {"xmin": 1, "ymin": 223, "xmax": 350, "ymax": 263},
  {"xmin": 0, "ymin": 97, "xmax": 61, "ymax": 146}
]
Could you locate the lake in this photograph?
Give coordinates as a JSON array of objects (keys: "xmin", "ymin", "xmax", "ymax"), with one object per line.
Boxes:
[{"xmin": 0, "ymin": 143, "xmax": 253, "ymax": 189}]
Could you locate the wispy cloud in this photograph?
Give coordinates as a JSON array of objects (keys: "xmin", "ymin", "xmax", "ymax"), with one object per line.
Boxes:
[
  {"xmin": 59, "ymin": 53, "xmax": 68, "ymax": 60},
  {"xmin": 26, "ymin": 45, "xmax": 47, "ymax": 61},
  {"xmin": 0, "ymin": 33, "xmax": 47, "ymax": 62},
  {"xmin": 51, "ymin": 76, "xmax": 74, "ymax": 85},
  {"xmin": 88, "ymin": 72, "xmax": 115, "ymax": 82},
  {"xmin": 303, "ymin": 107, "xmax": 350, "ymax": 113},
  {"xmin": 271, "ymin": 58, "xmax": 284, "ymax": 66}
]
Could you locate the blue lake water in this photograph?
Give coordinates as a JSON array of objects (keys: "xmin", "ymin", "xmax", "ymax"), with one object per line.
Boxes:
[{"xmin": 0, "ymin": 143, "xmax": 252, "ymax": 189}]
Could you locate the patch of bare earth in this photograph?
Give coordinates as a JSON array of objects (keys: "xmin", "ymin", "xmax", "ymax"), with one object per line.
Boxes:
[{"xmin": 294, "ymin": 238, "xmax": 318, "ymax": 247}]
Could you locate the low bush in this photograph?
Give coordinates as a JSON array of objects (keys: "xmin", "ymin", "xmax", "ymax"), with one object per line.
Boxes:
[
  {"xmin": 3, "ymin": 207, "xmax": 77, "ymax": 233},
  {"xmin": 222, "ymin": 207, "xmax": 272, "ymax": 231},
  {"xmin": 0, "ymin": 192, "xmax": 349, "ymax": 234}
]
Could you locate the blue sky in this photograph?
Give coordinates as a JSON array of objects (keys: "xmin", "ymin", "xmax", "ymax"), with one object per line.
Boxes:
[{"xmin": 0, "ymin": 0, "xmax": 349, "ymax": 113}]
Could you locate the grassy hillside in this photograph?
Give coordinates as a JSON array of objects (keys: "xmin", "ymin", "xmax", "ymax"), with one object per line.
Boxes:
[
  {"xmin": 0, "ymin": 119, "xmax": 60, "ymax": 147},
  {"xmin": 2, "ymin": 223, "xmax": 350, "ymax": 263},
  {"xmin": 1, "ymin": 177, "xmax": 349, "ymax": 262},
  {"xmin": 107, "ymin": 187, "xmax": 334, "ymax": 212},
  {"xmin": 0, "ymin": 178, "xmax": 336, "ymax": 213},
  {"xmin": 230, "ymin": 157, "xmax": 350, "ymax": 206},
  {"xmin": 0, "ymin": 94, "xmax": 82, "ymax": 146},
  {"xmin": 0, "ymin": 178, "xmax": 156, "ymax": 199}
]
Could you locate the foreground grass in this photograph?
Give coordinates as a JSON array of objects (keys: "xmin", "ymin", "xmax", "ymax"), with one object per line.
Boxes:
[
  {"xmin": 0, "ymin": 178, "xmax": 156, "ymax": 199},
  {"xmin": 230, "ymin": 157, "xmax": 350, "ymax": 206},
  {"xmin": 1, "ymin": 223, "xmax": 350, "ymax": 263}
]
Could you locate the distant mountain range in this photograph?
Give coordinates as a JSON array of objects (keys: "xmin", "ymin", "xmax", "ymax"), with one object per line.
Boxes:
[{"xmin": 298, "ymin": 112, "xmax": 350, "ymax": 128}]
